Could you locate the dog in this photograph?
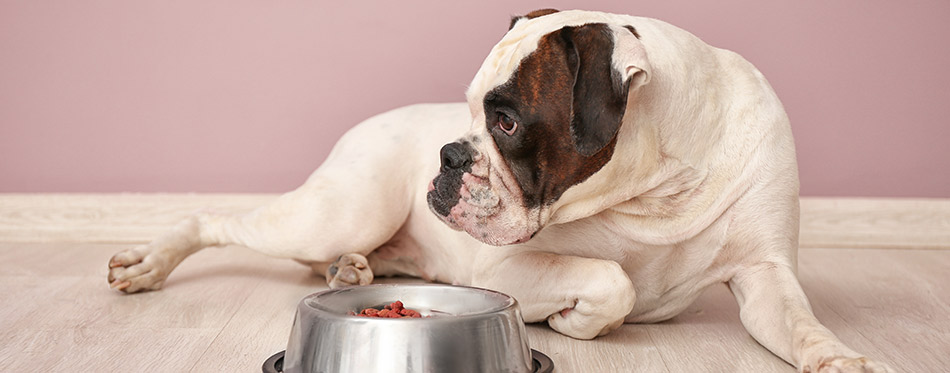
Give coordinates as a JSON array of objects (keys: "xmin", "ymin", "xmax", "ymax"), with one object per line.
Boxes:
[{"xmin": 108, "ymin": 9, "xmax": 890, "ymax": 372}]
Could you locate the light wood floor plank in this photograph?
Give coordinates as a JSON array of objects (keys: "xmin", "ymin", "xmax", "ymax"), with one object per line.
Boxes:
[
  {"xmin": 799, "ymin": 248, "xmax": 950, "ymax": 371},
  {"xmin": 644, "ymin": 285, "xmax": 793, "ymax": 372},
  {"xmin": 525, "ymin": 323, "xmax": 669, "ymax": 372},
  {"xmin": 0, "ymin": 193, "xmax": 276, "ymax": 244},
  {"xmin": 188, "ymin": 250, "xmax": 328, "ymax": 372},
  {"xmin": 799, "ymin": 197, "xmax": 950, "ymax": 249},
  {"xmin": 0, "ymin": 326, "xmax": 220, "ymax": 372}
]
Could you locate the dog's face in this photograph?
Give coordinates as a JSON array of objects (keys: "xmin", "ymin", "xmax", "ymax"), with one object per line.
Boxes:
[{"xmin": 427, "ymin": 9, "xmax": 651, "ymax": 246}]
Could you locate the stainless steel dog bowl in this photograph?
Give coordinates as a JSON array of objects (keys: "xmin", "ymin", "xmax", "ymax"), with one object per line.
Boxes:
[{"xmin": 263, "ymin": 284, "xmax": 553, "ymax": 373}]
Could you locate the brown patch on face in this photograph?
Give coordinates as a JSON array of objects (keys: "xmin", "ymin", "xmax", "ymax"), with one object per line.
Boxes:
[
  {"xmin": 509, "ymin": 8, "xmax": 560, "ymax": 30},
  {"xmin": 483, "ymin": 23, "xmax": 630, "ymax": 209}
]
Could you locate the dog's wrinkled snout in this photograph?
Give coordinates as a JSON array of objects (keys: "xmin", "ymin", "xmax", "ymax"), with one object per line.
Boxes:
[{"xmin": 439, "ymin": 142, "xmax": 473, "ymax": 171}]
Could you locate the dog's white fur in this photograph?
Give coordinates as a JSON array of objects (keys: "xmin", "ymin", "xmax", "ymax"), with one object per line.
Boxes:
[{"xmin": 108, "ymin": 10, "xmax": 890, "ymax": 372}]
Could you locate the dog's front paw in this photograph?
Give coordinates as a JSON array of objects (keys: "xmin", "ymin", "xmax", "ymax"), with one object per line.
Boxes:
[
  {"xmin": 326, "ymin": 253, "xmax": 373, "ymax": 289},
  {"xmin": 107, "ymin": 244, "xmax": 174, "ymax": 293},
  {"xmin": 545, "ymin": 262, "xmax": 635, "ymax": 340},
  {"xmin": 802, "ymin": 356, "xmax": 894, "ymax": 373}
]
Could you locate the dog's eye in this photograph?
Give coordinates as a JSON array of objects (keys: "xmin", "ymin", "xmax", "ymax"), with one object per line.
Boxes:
[{"xmin": 497, "ymin": 113, "xmax": 518, "ymax": 135}]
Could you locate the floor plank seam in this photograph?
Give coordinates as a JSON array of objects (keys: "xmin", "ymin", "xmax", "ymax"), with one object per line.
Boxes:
[
  {"xmin": 186, "ymin": 279, "xmax": 264, "ymax": 372},
  {"xmin": 644, "ymin": 327, "xmax": 673, "ymax": 372}
]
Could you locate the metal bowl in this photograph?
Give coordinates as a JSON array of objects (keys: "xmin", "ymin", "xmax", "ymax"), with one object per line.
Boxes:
[{"xmin": 266, "ymin": 284, "xmax": 553, "ymax": 373}]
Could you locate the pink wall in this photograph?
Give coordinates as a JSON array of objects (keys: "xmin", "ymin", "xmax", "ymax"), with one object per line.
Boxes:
[{"xmin": 2, "ymin": 1, "xmax": 948, "ymax": 197}]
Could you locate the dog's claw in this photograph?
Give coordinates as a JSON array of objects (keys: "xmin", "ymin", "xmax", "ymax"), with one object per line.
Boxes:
[{"xmin": 111, "ymin": 280, "xmax": 131, "ymax": 290}]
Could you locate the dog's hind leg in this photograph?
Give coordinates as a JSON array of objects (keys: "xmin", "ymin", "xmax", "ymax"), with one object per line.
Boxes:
[{"xmin": 107, "ymin": 108, "xmax": 427, "ymax": 293}]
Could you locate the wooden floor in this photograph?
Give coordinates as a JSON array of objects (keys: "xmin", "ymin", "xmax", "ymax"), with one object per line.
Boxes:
[{"xmin": 0, "ymin": 194, "xmax": 948, "ymax": 372}]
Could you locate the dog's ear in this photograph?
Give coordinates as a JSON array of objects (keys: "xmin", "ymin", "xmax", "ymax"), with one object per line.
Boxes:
[
  {"xmin": 561, "ymin": 24, "xmax": 650, "ymax": 157},
  {"xmin": 614, "ymin": 25, "xmax": 651, "ymax": 92},
  {"xmin": 509, "ymin": 8, "xmax": 560, "ymax": 30}
]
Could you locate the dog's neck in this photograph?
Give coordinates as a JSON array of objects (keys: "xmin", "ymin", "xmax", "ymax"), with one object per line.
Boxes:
[
  {"xmin": 542, "ymin": 24, "xmax": 742, "ymax": 242},
  {"xmin": 543, "ymin": 97, "xmax": 708, "ymax": 229}
]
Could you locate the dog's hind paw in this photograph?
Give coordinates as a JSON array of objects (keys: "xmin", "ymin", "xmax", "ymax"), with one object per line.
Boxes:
[{"xmin": 326, "ymin": 253, "xmax": 374, "ymax": 288}]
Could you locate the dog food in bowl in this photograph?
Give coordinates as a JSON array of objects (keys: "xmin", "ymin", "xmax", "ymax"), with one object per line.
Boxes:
[{"xmin": 352, "ymin": 300, "xmax": 425, "ymax": 318}]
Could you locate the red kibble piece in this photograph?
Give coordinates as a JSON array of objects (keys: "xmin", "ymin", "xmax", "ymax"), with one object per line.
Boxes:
[{"xmin": 362, "ymin": 308, "xmax": 379, "ymax": 317}]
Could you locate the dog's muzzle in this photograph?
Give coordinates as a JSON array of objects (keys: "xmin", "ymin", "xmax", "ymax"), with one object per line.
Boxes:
[{"xmin": 427, "ymin": 142, "xmax": 475, "ymax": 218}]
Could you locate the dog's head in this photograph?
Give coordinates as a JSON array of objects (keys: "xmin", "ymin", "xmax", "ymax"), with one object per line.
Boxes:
[{"xmin": 427, "ymin": 9, "xmax": 651, "ymax": 246}]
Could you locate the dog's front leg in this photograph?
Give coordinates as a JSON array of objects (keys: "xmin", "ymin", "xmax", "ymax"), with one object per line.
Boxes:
[
  {"xmin": 729, "ymin": 262, "xmax": 893, "ymax": 372},
  {"xmin": 472, "ymin": 250, "xmax": 635, "ymax": 340}
]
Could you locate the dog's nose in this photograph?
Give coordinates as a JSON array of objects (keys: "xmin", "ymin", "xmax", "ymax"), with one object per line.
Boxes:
[{"xmin": 440, "ymin": 142, "xmax": 473, "ymax": 171}]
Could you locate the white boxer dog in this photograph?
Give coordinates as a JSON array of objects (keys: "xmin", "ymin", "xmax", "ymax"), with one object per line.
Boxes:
[{"xmin": 108, "ymin": 9, "xmax": 890, "ymax": 372}]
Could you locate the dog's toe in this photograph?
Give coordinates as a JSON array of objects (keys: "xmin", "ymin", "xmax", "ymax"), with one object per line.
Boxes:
[
  {"xmin": 326, "ymin": 253, "xmax": 373, "ymax": 288},
  {"xmin": 108, "ymin": 248, "xmax": 143, "ymax": 270}
]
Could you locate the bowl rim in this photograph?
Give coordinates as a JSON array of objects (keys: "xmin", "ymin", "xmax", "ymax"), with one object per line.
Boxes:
[{"xmin": 299, "ymin": 283, "xmax": 521, "ymax": 322}]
